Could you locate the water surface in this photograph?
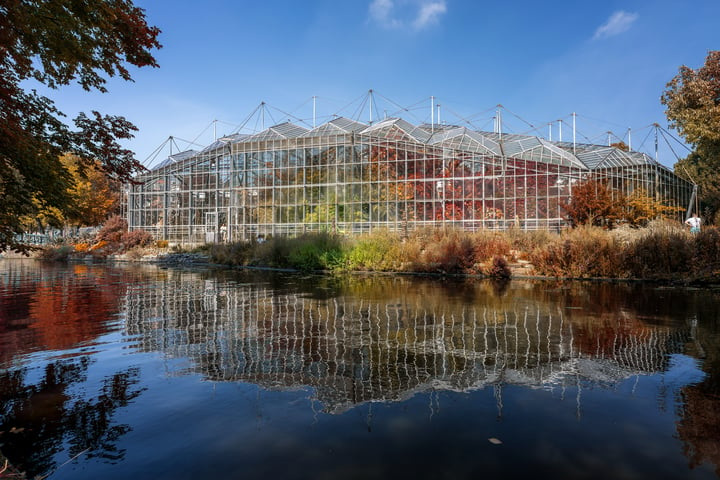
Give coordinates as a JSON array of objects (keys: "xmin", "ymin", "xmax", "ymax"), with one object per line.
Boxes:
[{"xmin": 1, "ymin": 260, "xmax": 719, "ymax": 479}]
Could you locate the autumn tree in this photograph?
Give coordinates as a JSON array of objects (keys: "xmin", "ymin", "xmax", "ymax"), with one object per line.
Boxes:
[
  {"xmin": 22, "ymin": 154, "xmax": 122, "ymax": 232},
  {"xmin": 63, "ymin": 154, "xmax": 122, "ymax": 227},
  {"xmin": 661, "ymin": 51, "xmax": 720, "ymax": 219},
  {"xmin": 0, "ymin": 0, "xmax": 161, "ymax": 252},
  {"xmin": 624, "ymin": 188, "xmax": 683, "ymax": 226},
  {"xmin": 562, "ymin": 179, "xmax": 624, "ymax": 227}
]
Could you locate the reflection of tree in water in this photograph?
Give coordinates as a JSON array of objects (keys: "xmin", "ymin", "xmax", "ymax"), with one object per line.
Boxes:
[
  {"xmin": 0, "ymin": 262, "xmax": 155, "ymax": 365},
  {"xmin": 678, "ymin": 382, "xmax": 720, "ymax": 476},
  {"xmin": 0, "ymin": 356, "xmax": 145, "ymax": 478},
  {"xmin": 676, "ymin": 314, "xmax": 720, "ymax": 475}
]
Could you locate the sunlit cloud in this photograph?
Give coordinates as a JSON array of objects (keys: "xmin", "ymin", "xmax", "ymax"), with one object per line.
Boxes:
[
  {"xmin": 369, "ymin": 0, "xmax": 447, "ymax": 30},
  {"xmin": 412, "ymin": 1, "xmax": 447, "ymax": 29},
  {"xmin": 593, "ymin": 11, "xmax": 639, "ymax": 40}
]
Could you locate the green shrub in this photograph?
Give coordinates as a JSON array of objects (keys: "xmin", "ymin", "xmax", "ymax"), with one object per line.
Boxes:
[
  {"xmin": 288, "ymin": 243, "xmax": 325, "ymax": 271},
  {"xmin": 346, "ymin": 229, "xmax": 400, "ymax": 271},
  {"xmin": 286, "ymin": 233, "xmax": 346, "ymax": 271}
]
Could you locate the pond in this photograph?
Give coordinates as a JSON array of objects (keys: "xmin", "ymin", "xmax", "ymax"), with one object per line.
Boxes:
[{"xmin": 1, "ymin": 259, "xmax": 719, "ymax": 479}]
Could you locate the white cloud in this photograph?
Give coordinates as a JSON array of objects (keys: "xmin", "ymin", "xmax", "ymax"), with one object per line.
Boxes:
[
  {"xmin": 412, "ymin": 1, "xmax": 447, "ymax": 29},
  {"xmin": 369, "ymin": 0, "xmax": 447, "ymax": 30},
  {"xmin": 593, "ymin": 11, "xmax": 639, "ymax": 40},
  {"xmin": 369, "ymin": 0, "xmax": 400, "ymax": 28}
]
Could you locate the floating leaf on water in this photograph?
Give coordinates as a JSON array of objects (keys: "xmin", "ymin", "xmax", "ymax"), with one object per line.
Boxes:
[{"xmin": 488, "ymin": 437, "xmax": 502, "ymax": 445}]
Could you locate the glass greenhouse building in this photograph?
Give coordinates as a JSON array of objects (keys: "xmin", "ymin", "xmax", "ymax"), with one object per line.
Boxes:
[{"xmin": 127, "ymin": 116, "xmax": 693, "ymax": 244}]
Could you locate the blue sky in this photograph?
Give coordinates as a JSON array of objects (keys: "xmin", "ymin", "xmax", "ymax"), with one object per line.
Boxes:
[{"xmin": 49, "ymin": 0, "xmax": 719, "ymax": 168}]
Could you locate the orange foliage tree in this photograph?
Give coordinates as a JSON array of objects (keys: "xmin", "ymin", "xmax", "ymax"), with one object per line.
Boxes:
[
  {"xmin": 21, "ymin": 154, "xmax": 120, "ymax": 232},
  {"xmin": 625, "ymin": 188, "xmax": 683, "ymax": 226},
  {"xmin": 562, "ymin": 178, "xmax": 624, "ymax": 227},
  {"xmin": 62, "ymin": 154, "xmax": 121, "ymax": 227}
]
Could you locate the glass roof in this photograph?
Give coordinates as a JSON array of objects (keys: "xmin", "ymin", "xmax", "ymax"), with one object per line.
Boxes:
[
  {"xmin": 151, "ymin": 150, "xmax": 198, "ymax": 171},
  {"xmin": 361, "ymin": 118, "xmax": 433, "ymax": 143},
  {"xmin": 147, "ymin": 118, "xmax": 668, "ymax": 174},
  {"xmin": 244, "ymin": 122, "xmax": 310, "ymax": 141},
  {"xmin": 305, "ymin": 117, "xmax": 367, "ymax": 137},
  {"xmin": 200, "ymin": 133, "xmax": 249, "ymax": 154},
  {"xmin": 429, "ymin": 127, "xmax": 501, "ymax": 156},
  {"xmin": 500, "ymin": 135, "xmax": 587, "ymax": 169}
]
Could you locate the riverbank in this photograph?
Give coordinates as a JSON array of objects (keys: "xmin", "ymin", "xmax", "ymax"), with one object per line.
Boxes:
[{"xmin": 12, "ymin": 221, "xmax": 720, "ymax": 285}]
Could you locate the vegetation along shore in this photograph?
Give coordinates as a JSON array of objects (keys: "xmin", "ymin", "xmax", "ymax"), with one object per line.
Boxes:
[{"xmin": 17, "ymin": 214, "xmax": 720, "ymax": 286}]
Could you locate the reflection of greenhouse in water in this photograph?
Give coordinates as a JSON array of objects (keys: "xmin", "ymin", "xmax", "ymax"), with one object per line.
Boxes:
[
  {"xmin": 127, "ymin": 99, "xmax": 693, "ymax": 244},
  {"xmin": 124, "ymin": 275, "xmax": 692, "ymax": 413}
]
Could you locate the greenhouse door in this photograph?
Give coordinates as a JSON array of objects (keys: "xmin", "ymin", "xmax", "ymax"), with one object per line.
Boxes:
[{"xmin": 205, "ymin": 212, "xmax": 217, "ymax": 243}]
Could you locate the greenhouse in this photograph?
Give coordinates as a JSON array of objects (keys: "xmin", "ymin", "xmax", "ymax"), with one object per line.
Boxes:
[{"xmin": 127, "ymin": 114, "xmax": 694, "ymax": 244}]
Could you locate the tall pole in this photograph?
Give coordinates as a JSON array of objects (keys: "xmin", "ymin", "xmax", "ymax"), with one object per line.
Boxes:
[
  {"xmin": 628, "ymin": 128, "xmax": 632, "ymax": 150},
  {"xmin": 548, "ymin": 123, "xmax": 552, "ymax": 141},
  {"xmin": 312, "ymin": 96, "xmax": 317, "ymax": 129},
  {"xmin": 437, "ymin": 103, "xmax": 441, "ymax": 126},
  {"xmin": 558, "ymin": 120, "xmax": 562, "ymax": 142},
  {"xmin": 213, "ymin": 120, "xmax": 217, "ymax": 141},
  {"xmin": 654, "ymin": 123, "xmax": 659, "ymax": 163},
  {"xmin": 572, "ymin": 112, "xmax": 576, "ymax": 154},
  {"xmin": 369, "ymin": 89, "xmax": 373, "ymax": 125},
  {"xmin": 431, "ymin": 96, "xmax": 435, "ymax": 133}
]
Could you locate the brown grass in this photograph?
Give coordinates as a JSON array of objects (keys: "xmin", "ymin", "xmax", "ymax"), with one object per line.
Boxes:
[
  {"xmin": 622, "ymin": 220, "xmax": 693, "ymax": 279},
  {"xmin": 529, "ymin": 225, "xmax": 624, "ymax": 278}
]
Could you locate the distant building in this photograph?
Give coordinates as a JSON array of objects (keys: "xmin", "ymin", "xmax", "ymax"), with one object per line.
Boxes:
[{"xmin": 127, "ymin": 116, "xmax": 692, "ymax": 244}]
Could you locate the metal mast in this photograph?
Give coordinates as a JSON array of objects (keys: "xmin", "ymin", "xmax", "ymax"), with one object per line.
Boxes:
[
  {"xmin": 558, "ymin": 119, "xmax": 562, "ymax": 142},
  {"xmin": 572, "ymin": 112, "xmax": 576, "ymax": 154},
  {"xmin": 431, "ymin": 96, "xmax": 435, "ymax": 133},
  {"xmin": 312, "ymin": 96, "xmax": 317, "ymax": 129},
  {"xmin": 369, "ymin": 89, "xmax": 373, "ymax": 125}
]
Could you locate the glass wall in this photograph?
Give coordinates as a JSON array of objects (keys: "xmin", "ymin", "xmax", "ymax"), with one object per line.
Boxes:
[{"xmin": 128, "ymin": 118, "xmax": 693, "ymax": 244}]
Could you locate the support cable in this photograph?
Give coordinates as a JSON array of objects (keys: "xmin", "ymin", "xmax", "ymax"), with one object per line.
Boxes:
[
  {"xmin": 143, "ymin": 137, "xmax": 174, "ymax": 168},
  {"xmin": 231, "ymin": 102, "xmax": 265, "ymax": 134},
  {"xmin": 332, "ymin": 91, "xmax": 370, "ymax": 122},
  {"xmin": 499, "ymin": 105, "xmax": 537, "ymax": 133},
  {"xmin": 657, "ymin": 126, "xmax": 693, "ymax": 154},
  {"xmin": 440, "ymin": 103, "xmax": 486, "ymax": 131},
  {"xmin": 635, "ymin": 126, "xmax": 655, "ymax": 153},
  {"xmin": 658, "ymin": 129, "xmax": 685, "ymax": 164},
  {"xmin": 350, "ymin": 94, "xmax": 370, "ymax": 123}
]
